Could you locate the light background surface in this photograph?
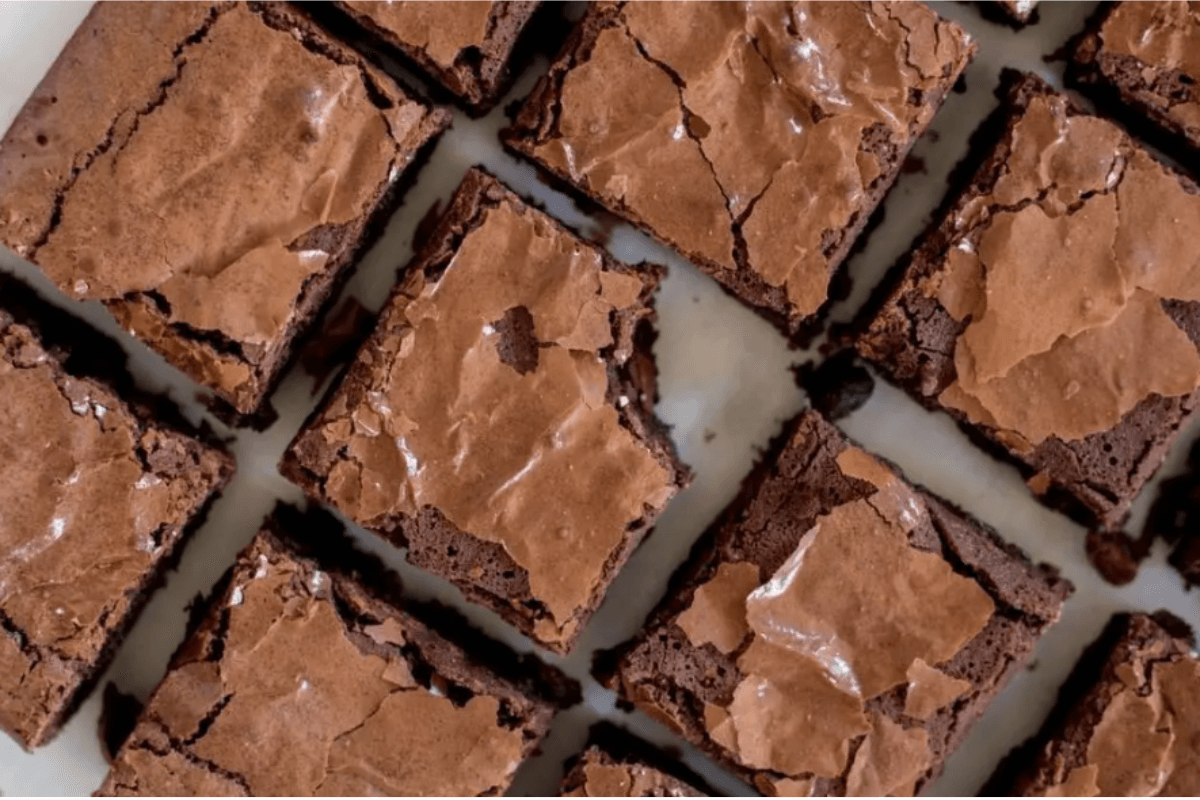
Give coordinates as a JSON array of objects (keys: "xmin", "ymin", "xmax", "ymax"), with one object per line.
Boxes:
[{"xmin": 0, "ymin": 1, "xmax": 1196, "ymax": 796}]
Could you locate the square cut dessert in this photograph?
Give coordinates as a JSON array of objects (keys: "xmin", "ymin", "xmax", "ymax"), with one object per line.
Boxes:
[
  {"xmin": 323, "ymin": 1, "xmax": 542, "ymax": 114},
  {"xmin": 503, "ymin": 1, "xmax": 974, "ymax": 340},
  {"xmin": 598, "ymin": 410, "xmax": 1071, "ymax": 797},
  {"xmin": 855, "ymin": 71, "xmax": 1200, "ymax": 530},
  {"xmin": 99, "ymin": 505, "xmax": 574, "ymax": 796},
  {"xmin": 282, "ymin": 168, "xmax": 690, "ymax": 653},
  {"xmin": 0, "ymin": 2, "xmax": 450, "ymax": 418},
  {"xmin": 989, "ymin": 612, "xmax": 1200, "ymax": 796},
  {"xmin": 560, "ymin": 722, "xmax": 711, "ymax": 797},
  {"xmin": 1071, "ymin": 2, "xmax": 1200, "ymax": 170},
  {"xmin": 0, "ymin": 271, "xmax": 233, "ymax": 750}
]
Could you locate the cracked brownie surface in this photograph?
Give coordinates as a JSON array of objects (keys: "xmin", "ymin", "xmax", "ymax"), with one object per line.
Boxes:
[
  {"xmin": 0, "ymin": 1, "xmax": 450, "ymax": 417},
  {"xmin": 1071, "ymin": 2, "xmax": 1200, "ymax": 172},
  {"xmin": 990, "ymin": 612, "xmax": 1200, "ymax": 796},
  {"xmin": 326, "ymin": 1, "xmax": 541, "ymax": 114},
  {"xmin": 503, "ymin": 1, "xmax": 974, "ymax": 339},
  {"xmin": 282, "ymin": 168, "xmax": 691, "ymax": 654},
  {"xmin": 0, "ymin": 272, "xmax": 232, "ymax": 750},
  {"xmin": 598, "ymin": 410, "xmax": 1070, "ymax": 796},
  {"xmin": 98, "ymin": 505, "xmax": 568, "ymax": 796},
  {"xmin": 855, "ymin": 71, "xmax": 1200, "ymax": 530},
  {"xmin": 560, "ymin": 722, "xmax": 710, "ymax": 797}
]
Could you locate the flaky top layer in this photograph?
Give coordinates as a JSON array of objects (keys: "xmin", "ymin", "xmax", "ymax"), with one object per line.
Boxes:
[{"xmin": 509, "ymin": 1, "xmax": 972, "ymax": 328}]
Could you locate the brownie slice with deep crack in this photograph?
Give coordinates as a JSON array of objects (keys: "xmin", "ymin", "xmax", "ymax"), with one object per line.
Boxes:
[
  {"xmin": 98, "ymin": 504, "xmax": 577, "ymax": 796},
  {"xmin": 503, "ymin": 1, "xmax": 974, "ymax": 342},
  {"xmin": 988, "ymin": 612, "xmax": 1200, "ymax": 796},
  {"xmin": 0, "ymin": 270, "xmax": 232, "ymax": 750},
  {"xmin": 0, "ymin": 2, "xmax": 450, "ymax": 420},
  {"xmin": 854, "ymin": 70, "xmax": 1200, "ymax": 531},
  {"xmin": 598, "ymin": 410, "xmax": 1071, "ymax": 796},
  {"xmin": 1070, "ymin": 2, "xmax": 1200, "ymax": 174},
  {"xmin": 282, "ymin": 167, "xmax": 690, "ymax": 654}
]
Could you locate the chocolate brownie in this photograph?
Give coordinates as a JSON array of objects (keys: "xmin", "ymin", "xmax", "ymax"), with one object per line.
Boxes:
[
  {"xmin": 0, "ymin": 2, "xmax": 450, "ymax": 419},
  {"xmin": 598, "ymin": 410, "xmax": 1071, "ymax": 796},
  {"xmin": 0, "ymin": 271, "xmax": 233, "ymax": 750},
  {"xmin": 854, "ymin": 71, "xmax": 1200, "ymax": 531},
  {"xmin": 561, "ymin": 723, "xmax": 710, "ymax": 797},
  {"xmin": 1070, "ymin": 2, "xmax": 1200, "ymax": 173},
  {"xmin": 322, "ymin": 1, "xmax": 541, "ymax": 114},
  {"xmin": 282, "ymin": 167, "xmax": 690, "ymax": 654},
  {"xmin": 98, "ymin": 505, "xmax": 575, "ymax": 796},
  {"xmin": 989, "ymin": 612, "xmax": 1200, "ymax": 796},
  {"xmin": 503, "ymin": 1, "xmax": 974, "ymax": 341}
]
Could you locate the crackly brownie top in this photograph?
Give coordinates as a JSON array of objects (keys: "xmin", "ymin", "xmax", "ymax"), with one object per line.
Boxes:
[
  {"xmin": 339, "ymin": 0, "xmax": 497, "ymax": 69},
  {"xmin": 1089, "ymin": 2, "xmax": 1200, "ymax": 131},
  {"xmin": 909, "ymin": 89, "xmax": 1200, "ymax": 450},
  {"xmin": 294, "ymin": 172, "xmax": 675, "ymax": 645},
  {"xmin": 1022, "ymin": 615, "xmax": 1200, "ymax": 796},
  {"xmin": 0, "ymin": 310, "xmax": 228, "ymax": 672},
  {"xmin": 103, "ymin": 527, "xmax": 539, "ymax": 796},
  {"xmin": 564, "ymin": 747, "xmax": 704, "ymax": 797},
  {"xmin": 512, "ymin": 1, "xmax": 972, "ymax": 322},
  {"xmin": 619, "ymin": 411, "xmax": 1069, "ymax": 796},
  {"xmin": 0, "ymin": 2, "xmax": 443, "ymax": 408},
  {"xmin": 675, "ymin": 439, "xmax": 994, "ymax": 794}
]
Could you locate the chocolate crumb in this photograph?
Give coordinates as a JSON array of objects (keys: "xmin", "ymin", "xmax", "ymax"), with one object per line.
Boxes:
[{"xmin": 1085, "ymin": 528, "xmax": 1143, "ymax": 586}]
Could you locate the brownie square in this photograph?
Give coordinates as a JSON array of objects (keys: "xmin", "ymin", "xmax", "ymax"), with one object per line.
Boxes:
[
  {"xmin": 503, "ymin": 2, "xmax": 974, "ymax": 340},
  {"xmin": 560, "ymin": 723, "xmax": 710, "ymax": 797},
  {"xmin": 989, "ymin": 612, "xmax": 1200, "ymax": 796},
  {"xmin": 324, "ymin": 1, "xmax": 542, "ymax": 114},
  {"xmin": 0, "ymin": 271, "xmax": 232, "ymax": 750},
  {"xmin": 598, "ymin": 410, "xmax": 1071, "ymax": 797},
  {"xmin": 854, "ymin": 71, "xmax": 1200, "ymax": 531},
  {"xmin": 1070, "ymin": 2, "xmax": 1200, "ymax": 172},
  {"xmin": 282, "ymin": 168, "xmax": 690, "ymax": 654},
  {"xmin": 0, "ymin": 2, "xmax": 450, "ymax": 418},
  {"xmin": 98, "ymin": 505, "xmax": 574, "ymax": 796}
]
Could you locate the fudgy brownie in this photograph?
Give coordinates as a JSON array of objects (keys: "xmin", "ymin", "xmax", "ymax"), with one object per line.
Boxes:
[
  {"xmin": 322, "ymin": 1, "xmax": 541, "ymax": 114},
  {"xmin": 282, "ymin": 167, "xmax": 690, "ymax": 654},
  {"xmin": 598, "ymin": 410, "xmax": 1071, "ymax": 796},
  {"xmin": 855, "ymin": 71, "xmax": 1200, "ymax": 531},
  {"xmin": 503, "ymin": 1, "xmax": 974, "ymax": 340},
  {"xmin": 98, "ymin": 505, "xmax": 575, "ymax": 796},
  {"xmin": 561, "ymin": 723, "xmax": 709, "ymax": 797},
  {"xmin": 990, "ymin": 612, "xmax": 1200, "ymax": 796},
  {"xmin": 0, "ymin": 2, "xmax": 450, "ymax": 418},
  {"xmin": 0, "ymin": 271, "xmax": 233, "ymax": 750},
  {"xmin": 1070, "ymin": 2, "xmax": 1200, "ymax": 172}
]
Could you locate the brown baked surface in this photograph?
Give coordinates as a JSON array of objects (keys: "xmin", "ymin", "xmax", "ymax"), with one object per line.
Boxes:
[
  {"xmin": 0, "ymin": 1, "xmax": 450, "ymax": 417},
  {"xmin": 599, "ymin": 410, "xmax": 1070, "ymax": 796},
  {"xmin": 503, "ymin": 1, "xmax": 974, "ymax": 340},
  {"xmin": 855, "ymin": 70, "xmax": 1200, "ymax": 531},
  {"xmin": 282, "ymin": 167, "xmax": 690, "ymax": 654},
  {"xmin": 0, "ymin": 270, "xmax": 232, "ymax": 750},
  {"xmin": 98, "ymin": 504, "xmax": 573, "ymax": 796}
]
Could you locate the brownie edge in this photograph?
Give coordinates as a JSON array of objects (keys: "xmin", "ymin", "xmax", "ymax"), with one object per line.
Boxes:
[
  {"xmin": 99, "ymin": 504, "xmax": 575, "ymax": 796},
  {"xmin": 282, "ymin": 167, "xmax": 691, "ymax": 654},
  {"xmin": 598, "ymin": 410, "xmax": 1070, "ymax": 796}
]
